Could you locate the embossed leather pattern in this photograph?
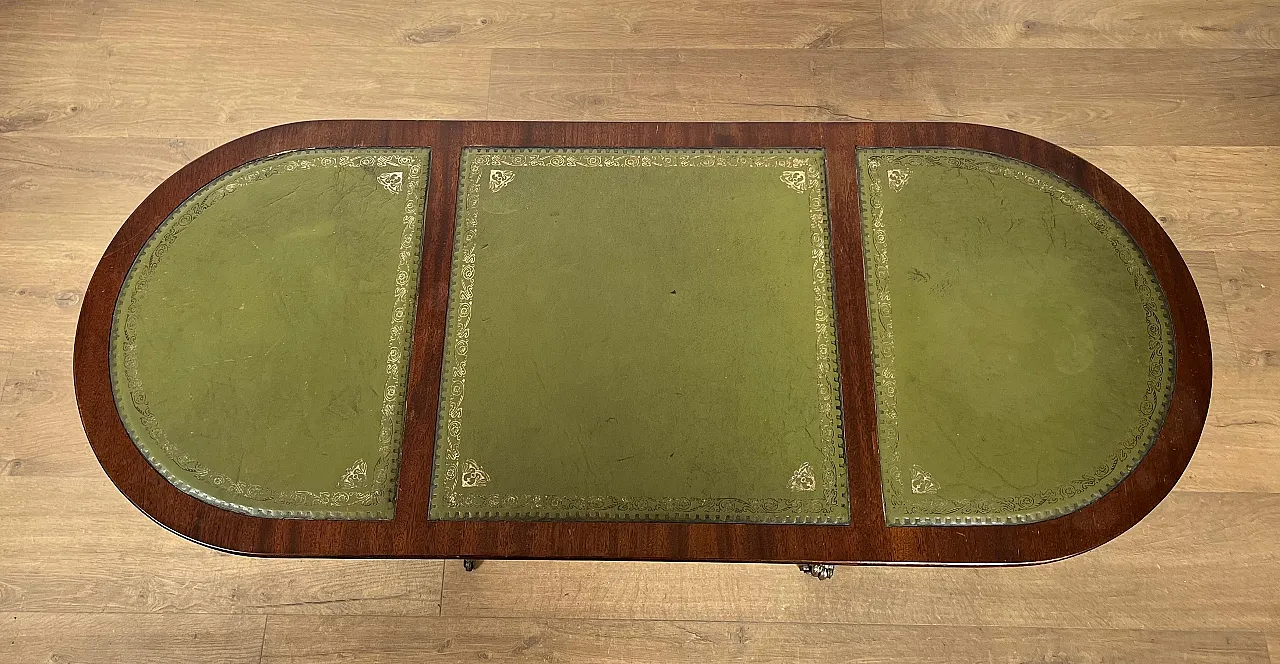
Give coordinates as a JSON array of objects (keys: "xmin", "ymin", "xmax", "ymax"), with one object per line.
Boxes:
[
  {"xmin": 109, "ymin": 148, "xmax": 429, "ymax": 519},
  {"xmin": 857, "ymin": 148, "xmax": 1176, "ymax": 525},
  {"xmin": 430, "ymin": 148, "xmax": 852, "ymax": 523}
]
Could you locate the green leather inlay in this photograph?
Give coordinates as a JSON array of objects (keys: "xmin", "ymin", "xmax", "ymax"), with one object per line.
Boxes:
[
  {"xmin": 110, "ymin": 148, "xmax": 429, "ymax": 519},
  {"xmin": 431, "ymin": 148, "xmax": 850, "ymax": 523},
  {"xmin": 858, "ymin": 148, "xmax": 1175, "ymax": 525}
]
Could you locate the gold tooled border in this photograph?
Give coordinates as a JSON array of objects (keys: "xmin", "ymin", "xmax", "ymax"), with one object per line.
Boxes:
[
  {"xmin": 857, "ymin": 147, "xmax": 1177, "ymax": 526},
  {"xmin": 109, "ymin": 147, "xmax": 429, "ymax": 519},
  {"xmin": 430, "ymin": 147, "xmax": 851, "ymax": 524}
]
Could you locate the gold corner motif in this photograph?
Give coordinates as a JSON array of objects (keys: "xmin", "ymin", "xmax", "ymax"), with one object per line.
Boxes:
[
  {"xmin": 781, "ymin": 170, "xmax": 808, "ymax": 192},
  {"xmin": 489, "ymin": 169, "xmax": 515, "ymax": 193},
  {"xmin": 910, "ymin": 465, "xmax": 938, "ymax": 494},
  {"xmin": 378, "ymin": 171, "xmax": 404, "ymax": 194},
  {"xmin": 340, "ymin": 458, "xmax": 369, "ymax": 489},
  {"xmin": 789, "ymin": 462, "xmax": 817, "ymax": 492},
  {"xmin": 460, "ymin": 459, "xmax": 490, "ymax": 488},
  {"xmin": 886, "ymin": 168, "xmax": 909, "ymax": 191}
]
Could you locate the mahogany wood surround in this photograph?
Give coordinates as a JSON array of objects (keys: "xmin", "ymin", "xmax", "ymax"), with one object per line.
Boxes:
[{"xmin": 73, "ymin": 121, "xmax": 1212, "ymax": 565}]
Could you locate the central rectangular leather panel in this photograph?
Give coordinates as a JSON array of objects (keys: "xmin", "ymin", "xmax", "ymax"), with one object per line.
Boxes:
[{"xmin": 429, "ymin": 148, "xmax": 851, "ymax": 523}]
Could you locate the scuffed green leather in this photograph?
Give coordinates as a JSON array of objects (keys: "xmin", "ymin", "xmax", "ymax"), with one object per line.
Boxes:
[
  {"xmin": 110, "ymin": 148, "xmax": 429, "ymax": 519},
  {"xmin": 431, "ymin": 149, "xmax": 850, "ymax": 523},
  {"xmin": 858, "ymin": 148, "xmax": 1175, "ymax": 525}
]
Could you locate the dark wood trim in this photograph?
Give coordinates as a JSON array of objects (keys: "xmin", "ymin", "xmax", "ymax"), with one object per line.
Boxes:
[{"xmin": 73, "ymin": 121, "xmax": 1212, "ymax": 565}]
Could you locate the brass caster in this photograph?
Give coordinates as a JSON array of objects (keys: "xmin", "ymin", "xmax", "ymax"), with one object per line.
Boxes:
[{"xmin": 798, "ymin": 563, "xmax": 835, "ymax": 580}]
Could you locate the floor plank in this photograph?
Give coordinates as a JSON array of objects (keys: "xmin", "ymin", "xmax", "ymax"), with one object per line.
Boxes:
[
  {"xmin": 0, "ymin": 225, "xmax": 112, "ymax": 353},
  {"xmin": 3, "ymin": 1, "xmax": 1279, "ymax": 661},
  {"xmin": 1181, "ymin": 251, "xmax": 1237, "ymax": 363},
  {"xmin": 1186, "ymin": 367, "xmax": 1280, "ymax": 494},
  {"xmin": 0, "ymin": 350, "xmax": 92, "ymax": 478},
  {"xmin": 1218, "ymin": 251, "xmax": 1280, "ymax": 367},
  {"xmin": 885, "ymin": 0, "xmax": 1280, "ymax": 48},
  {"xmin": 0, "ymin": 42, "xmax": 491, "ymax": 138},
  {"xmin": 1172, "ymin": 252, "xmax": 1280, "ymax": 494},
  {"xmin": 262, "ymin": 615, "xmax": 1271, "ymax": 664},
  {"xmin": 96, "ymin": 0, "xmax": 884, "ymax": 49},
  {"xmin": 0, "ymin": 137, "xmax": 221, "ymax": 216},
  {"xmin": 1, "ymin": 612, "xmax": 266, "ymax": 664},
  {"xmin": 486, "ymin": 48, "xmax": 1280, "ymax": 146},
  {"xmin": 439, "ymin": 492, "xmax": 1280, "ymax": 629},
  {"xmin": 0, "ymin": 0, "xmax": 104, "ymax": 45},
  {"xmin": 0, "ymin": 476, "xmax": 444, "ymax": 615},
  {"xmin": 1179, "ymin": 251, "xmax": 1239, "ymax": 367},
  {"xmin": 0, "ymin": 555, "xmax": 443, "ymax": 616},
  {"xmin": 1069, "ymin": 146, "xmax": 1280, "ymax": 252}
]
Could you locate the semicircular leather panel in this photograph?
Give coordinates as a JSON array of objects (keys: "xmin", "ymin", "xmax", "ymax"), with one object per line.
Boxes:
[
  {"xmin": 109, "ymin": 147, "xmax": 430, "ymax": 519},
  {"xmin": 858, "ymin": 147, "xmax": 1176, "ymax": 526}
]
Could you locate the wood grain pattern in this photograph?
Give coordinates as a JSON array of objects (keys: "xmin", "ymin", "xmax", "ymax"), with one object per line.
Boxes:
[
  {"xmin": 1179, "ymin": 252, "xmax": 1236, "ymax": 364},
  {"xmin": 260, "ymin": 615, "xmax": 1270, "ymax": 663},
  {"xmin": 1186, "ymin": 368, "xmax": 1280, "ymax": 493},
  {"xmin": 438, "ymin": 493, "xmax": 1280, "ymax": 628},
  {"xmin": 1069, "ymin": 147, "xmax": 1280, "ymax": 252},
  {"xmin": 1165, "ymin": 253, "xmax": 1280, "ymax": 493},
  {"xmin": 3, "ymin": 0, "xmax": 1278, "ymax": 660},
  {"xmin": 0, "ymin": 613, "xmax": 266, "ymax": 664},
  {"xmin": 0, "ymin": 225, "xmax": 114, "ymax": 349},
  {"xmin": 97, "ymin": 0, "xmax": 884, "ymax": 49},
  {"xmin": 0, "ymin": 476, "xmax": 444, "ymax": 615},
  {"xmin": 1206, "ymin": 251, "xmax": 1280, "ymax": 499},
  {"xmin": 0, "ymin": 43, "xmax": 491, "ymax": 138},
  {"xmin": 885, "ymin": 0, "xmax": 1280, "ymax": 48},
  {"xmin": 486, "ymin": 48, "xmax": 1280, "ymax": 146},
  {"xmin": 0, "ymin": 137, "xmax": 222, "ymax": 216},
  {"xmin": 0, "ymin": 0, "xmax": 104, "ymax": 45},
  {"xmin": 1219, "ymin": 251, "xmax": 1280, "ymax": 367},
  {"xmin": 0, "ymin": 350, "xmax": 92, "ymax": 478}
]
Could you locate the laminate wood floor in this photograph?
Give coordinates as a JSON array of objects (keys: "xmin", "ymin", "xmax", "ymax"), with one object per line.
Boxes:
[{"xmin": 2, "ymin": 1, "xmax": 1278, "ymax": 661}]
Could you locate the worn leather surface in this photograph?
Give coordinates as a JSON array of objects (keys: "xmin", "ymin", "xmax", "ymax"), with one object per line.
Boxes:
[
  {"xmin": 431, "ymin": 149, "xmax": 851, "ymax": 523},
  {"xmin": 110, "ymin": 148, "xmax": 429, "ymax": 519},
  {"xmin": 858, "ymin": 148, "xmax": 1176, "ymax": 525}
]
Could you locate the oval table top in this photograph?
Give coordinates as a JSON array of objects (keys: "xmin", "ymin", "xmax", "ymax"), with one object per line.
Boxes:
[{"xmin": 73, "ymin": 120, "xmax": 1211, "ymax": 566}]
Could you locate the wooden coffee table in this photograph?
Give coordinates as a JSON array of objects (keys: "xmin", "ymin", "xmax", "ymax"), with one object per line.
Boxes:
[{"xmin": 74, "ymin": 121, "xmax": 1211, "ymax": 575}]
